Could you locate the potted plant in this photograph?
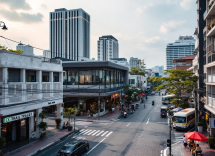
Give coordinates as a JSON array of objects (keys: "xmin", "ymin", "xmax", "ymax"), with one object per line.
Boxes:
[
  {"xmin": 40, "ymin": 132, "xmax": 46, "ymax": 140},
  {"xmin": 208, "ymin": 137, "xmax": 215, "ymax": 149},
  {"xmin": 0, "ymin": 137, "xmax": 6, "ymax": 156},
  {"xmin": 68, "ymin": 125, "xmax": 73, "ymax": 131},
  {"xmin": 55, "ymin": 118, "xmax": 62, "ymax": 129},
  {"xmin": 38, "ymin": 112, "xmax": 47, "ymax": 139},
  {"xmin": 197, "ymin": 122, "xmax": 204, "ymax": 133},
  {"xmin": 63, "ymin": 107, "xmax": 78, "ymax": 131}
]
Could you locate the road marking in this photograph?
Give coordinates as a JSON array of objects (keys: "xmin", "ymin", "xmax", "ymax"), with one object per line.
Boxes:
[
  {"xmin": 101, "ymin": 131, "xmax": 109, "ymax": 136},
  {"xmin": 127, "ymin": 123, "xmax": 130, "ymax": 127},
  {"xmin": 96, "ymin": 131, "xmax": 104, "ymax": 136},
  {"xmin": 87, "ymin": 130, "xmax": 96, "ymax": 135},
  {"xmin": 83, "ymin": 130, "xmax": 92, "ymax": 135},
  {"xmin": 86, "ymin": 138, "xmax": 106, "ymax": 155},
  {"xmin": 146, "ymin": 118, "xmax": 150, "ymax": 124},
  {"xmin": 92, "ymin": 130, "xmax": 100, "ymax": 136},
  {"xmin": 78, "ymin": 129, "xmax": 88, "ymax": 135},
  {"xmin": 106, "ymin": 131, "xmax": 113, "ymax": 137}
]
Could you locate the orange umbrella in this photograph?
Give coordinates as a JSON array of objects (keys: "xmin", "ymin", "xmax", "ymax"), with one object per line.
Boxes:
[{"xmin": 185, "ymin": 131, "xmax": 208, "ymax": 141}]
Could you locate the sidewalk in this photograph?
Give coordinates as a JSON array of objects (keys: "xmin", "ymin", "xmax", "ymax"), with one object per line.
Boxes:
[
  {"xmin": 4, "ymin": 129, "xmax": 75, "ymax": 156},
  {"xmin": 164, "ymin": 132, "xmax": 215, "ymax": 156}
]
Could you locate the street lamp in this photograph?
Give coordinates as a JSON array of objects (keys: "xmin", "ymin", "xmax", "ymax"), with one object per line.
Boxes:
[{"xmin": 0, "ymin": 21, "xmax": 8, "ymax": 31}]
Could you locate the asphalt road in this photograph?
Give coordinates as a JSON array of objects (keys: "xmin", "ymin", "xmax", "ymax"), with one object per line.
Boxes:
[{"xmin": 38, "ymin": 94, "xmax": 174, "ymax": 156}]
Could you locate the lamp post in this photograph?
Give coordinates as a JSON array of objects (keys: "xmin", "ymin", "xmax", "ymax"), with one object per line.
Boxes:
[{"xmin": 0, "ymin": 21, "xmax": 8, "ymax": 31}]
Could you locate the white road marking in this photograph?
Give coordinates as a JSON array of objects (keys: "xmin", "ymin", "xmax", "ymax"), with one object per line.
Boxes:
[
  {"xmin": 96, "ymin": 131, "xmax": 104, "ymax": 136},
  {"xmin": 83, "ymin": 130, "xmax": 92, "ymax": 135},
  {"xmin": 86, "ymin": 138, "xmax": 106, "ymax": 155},
  {"xmin": 126, "ymin": 123, "xmax": 130, "ymax": 127},
  {"xmin": 78, "ymin": 129, "xmax": 88, "ymax": 135},
  {"xmin": 101, "ymin": 131, "xmax": 109, "ymax": 136},
  {"xmin": 106, "ymin": 131, "xmax": 113, "ymax": 137},
  {"xmin": 92, "ymin": 130, "xmax": 100, "ymax": 136},
  {"xmin": 146, "ymin": 118, "xmax": 150, "ymax": 124},
  {"xmin": 87, "ymin": 130, "xmax": 96, "ymax": 135}
]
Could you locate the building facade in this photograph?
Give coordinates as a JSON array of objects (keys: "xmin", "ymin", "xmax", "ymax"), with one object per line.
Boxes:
[
  {"xmin": 172, "ymin": 55, "xmax": 195, "ymax": 70},
  {"xmin": 50, "ymin": 8, "xmax": 90, "ymax": 61},
  {"xmin": 0, "ymin": 50, "xmax": 63, "ymax": 143},
  {"xmin": 151, "ymin": 65, "xmax": 164, "ymax": 76},
  {"xmin": 16, "ymin": 43, "xmax": 34, "ymax": 56},
  {"xmin": 166, "ymin": 36, "xmax": 195, "ymax": 70},
  {"xmin": 97, "ymin": 35, "xmax": 118, "ymax": 61},
  {"xmin": 43, "ymin": 50, "xmax": 51, "ymax": 59},
  {"xmin": 129, "ymin": 57, "xmax": 141, "ymax": 68}
]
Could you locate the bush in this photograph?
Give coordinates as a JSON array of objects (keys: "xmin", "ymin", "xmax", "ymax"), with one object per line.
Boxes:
[
  {"xmin": 55, "ymin": 118, "xmax": 62, "ymax": 127},
  {"xmin": 0, "ymin": 137, "xmax": 6, "ymax": 149},
  {"xmin": 197, "ymin": 122, "xmax": 204, "ymax": 126},
  {"xmin": 41, "ymin": 132, "xmax": 46, "ymax": 137},
  {"xmin": 208, "ymin": 137, "xmax": 215, "ymax": 145},
  {"xmin": 38, "ymin": 121, "xmax": 48, "ymax": 131}
]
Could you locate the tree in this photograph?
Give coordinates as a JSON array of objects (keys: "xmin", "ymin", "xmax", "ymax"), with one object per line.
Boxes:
[
  {"xmin": 123, "ymin": 85, "xmax": 141, "ymax": 107},
  {"xmin": 149, "ymin": 70, "xmax": 198, "ymax": 108},
  {"xmin": 63, "ymin": 107, "xmax": 78, "ymax": 126},
  {"xmin": 130, "ymin": 67, "xmax": 145, "ymax": 76},
  {"xmin": 0, "ymin": 44, "xmax": 23, "ymax": 54}
]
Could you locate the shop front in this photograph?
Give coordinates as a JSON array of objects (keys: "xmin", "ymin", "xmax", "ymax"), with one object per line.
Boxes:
[{"xmin": 1, "ymin": 111, "xmax": 35, "ymax": 143}]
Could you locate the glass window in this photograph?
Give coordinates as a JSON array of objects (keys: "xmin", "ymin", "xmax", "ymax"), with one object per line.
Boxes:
[
  {"xmin": 172, "ymin": 116, "xmax": 186, "ymax": 123},
  {"xmin": 8, "ymin": 68, "xmax": 20, "ymax": 82},
  {"xmin": 26, "ymin": 70, "xmax": 36, "ymax": 82},
  {"xmin": 130, "ymin": 79, "xmax": 135, "ymax": 84},
  {"xmin": 68, "ymin": 70, "xmax": 79, "ymax": 85},
  {"xmin": 53, "ymin": 72, "xmax": 59, "ymax": 82},
  {"xmin": 42, "ymin": 72, "xmax": 49, "ymax": 82}
]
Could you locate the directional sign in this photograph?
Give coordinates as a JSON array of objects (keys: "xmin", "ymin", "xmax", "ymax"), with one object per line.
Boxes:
[{"xmin": 210, "ymin": 118, "xmax": 215, "ymax": 128}]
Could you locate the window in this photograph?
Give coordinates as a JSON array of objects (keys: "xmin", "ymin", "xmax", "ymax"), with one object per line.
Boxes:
[
  {"xmin": 130, "ymin": 79, "xmax": 135, "ymax": 84},
  {"xmin": 53, "ymin": 72, "xmax": 59, "ymax": 82},
  {"xmin": 8, "ymin": 68, "xmax": 20, "ymax": 82},
  {"xmin": 26, "ymin": 70, "xmax": 36, "ymax": 82},
  {"xmin": 42, "ymin": 72, "xmax": 49, "ymax": 82}
]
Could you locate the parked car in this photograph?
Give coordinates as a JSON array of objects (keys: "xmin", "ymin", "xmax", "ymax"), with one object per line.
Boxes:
[
  {"xmin": 151, "ymin": 91, "xmax": 155, "ymax": 95},
  {"xmin": 57, "ymin": 141, "xmax": 89, "ymax": 156}
]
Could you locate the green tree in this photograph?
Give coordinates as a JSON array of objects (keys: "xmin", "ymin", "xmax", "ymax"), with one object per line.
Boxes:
[
  {"xmin": 149, "ymin": 70, "xmax": 198, "ymax": 108},
  {"xmin": 63, "ymin": 107, "xmax": 78, "ymax": 126},
  {"xmin": 0, "ymin": 44, "xmax": 23, "ymax": 54},
  {"xmin": 130, "ymin": 67, "xmax": 145, "ymax": 76},
  {"xmin": 123, "ymin": 85, "xmax": 141, "ymax": 106}
]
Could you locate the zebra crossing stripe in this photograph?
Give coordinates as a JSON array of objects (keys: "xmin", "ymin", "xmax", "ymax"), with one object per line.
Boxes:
[
  {"xmin": 101, "ymin": 131, "xmax": 109, "ymax": 136},
  {"xmin": 96, "ymin": 131, "xmax": 104, "ymax": 136},
  {"xmin": 78, "ymin": 129, "xmax": 88, "ymax": 135},
  {"xmin": 83, "ymin": 130, "xmax": 92, "ymax": 135},
  {"xmin": 106, "ymin": 131, "xmax": 112, "ymax": 137},
  {"xmin": 92, "ymin": 130, "xmax": 100, "ymax": 136},
  {"xmin": 88, "ymin": 130, "xmax": 96, "ymax": 135}
]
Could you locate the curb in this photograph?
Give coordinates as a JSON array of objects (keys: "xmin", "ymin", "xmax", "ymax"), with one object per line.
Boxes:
[{"xmin": 29, "ymin": 130, "xmax": 77, "ymax": 156}]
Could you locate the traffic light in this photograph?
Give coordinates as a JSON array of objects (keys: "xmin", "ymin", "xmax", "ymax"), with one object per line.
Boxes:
[
  {"xmin": 61, "ymin": 103, "xmax": 64, "ymax": 107},
  {"xmin": 206, "ymin": 114, "xmax": 209, "ymax": 120},
  {"xmin": 167, "ymin": 139, "xmax": 171, "ymax": 147}
]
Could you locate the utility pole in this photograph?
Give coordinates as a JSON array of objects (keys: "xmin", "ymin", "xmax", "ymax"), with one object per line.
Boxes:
[
  {"xmin": 194, "ymin": 86, "xmax": 198, "ymax": 131},
  {"xmin": 169, "ymin": 115, "xmax": 172, "ymax": 156},
  {"xmin": 121, "ymin": 88, "xmax": 123, "ymax": 112},
  {"xmin": 98, "ymin": 83, "xmax": 100, "ymax": 120}
]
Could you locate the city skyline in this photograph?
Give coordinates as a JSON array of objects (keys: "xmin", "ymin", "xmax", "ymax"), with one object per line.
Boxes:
[{"xmin": 0, "ymin": 0, "xmax": 196, "ymax": 68}]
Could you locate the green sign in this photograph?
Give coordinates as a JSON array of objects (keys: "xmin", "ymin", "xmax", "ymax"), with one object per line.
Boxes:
[{"xmin": 4, "ymin": 117, "xmax": 10, "ymax": 123}]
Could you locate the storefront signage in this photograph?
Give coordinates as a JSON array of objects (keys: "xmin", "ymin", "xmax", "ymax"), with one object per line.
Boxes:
[
  {"xmin": 210, "ymin": 118, "xmax": 215, "ymax": 128},
  {"xmin": 48, "ymin": 101, "xmax": 55, "ymax": 105},
  {"xmin": 3, "ymin": 112, "xmax": 34, "ymax": 123}
]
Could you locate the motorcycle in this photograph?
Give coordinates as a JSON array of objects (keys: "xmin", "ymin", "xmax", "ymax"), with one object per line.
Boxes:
[
  {"xmin": 124, "ymin": 111, "xmax": 127, "ymax": 118},
  {"xmin": 152, "ymin": 101, "xmax": 154, "ymax": 106},
  {"xmin": 195, "ymin": 150, "xmax": 202, "ymax": 156},
  {"xmin": 130, "ymin": 109, "xmax": 133, "ymax": 114}
]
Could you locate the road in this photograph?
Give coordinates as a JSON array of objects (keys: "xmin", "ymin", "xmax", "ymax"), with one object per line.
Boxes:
[{"xmin": 37, "ymin": 94, "xmax": 175, "ymax": 156}]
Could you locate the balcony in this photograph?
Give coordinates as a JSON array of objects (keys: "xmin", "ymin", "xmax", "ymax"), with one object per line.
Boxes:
[
  {"xmin": 194, "ymin": 28, "xmax": 198, "ymax": 35},
  {"xmin": 207, "ymin": 74, "xmax": 215, "ymax": 83},
  {"xmin": 193, "ymin": 57, "xmax": 198, "ymax": 67},
  {"xmin": 204, "ymin": 1, "xmax": 215, "ymax": 20},
  {"xmin": 194, "ymin": 39, "xmax": 199, "ymax": 51},
  {"xmin": 207, "ymin": 53, "xmax": 215, "ymax": 64},
  {"xmin": 208, "ymin": 43, "xmax": 214, "ymax": 53}
]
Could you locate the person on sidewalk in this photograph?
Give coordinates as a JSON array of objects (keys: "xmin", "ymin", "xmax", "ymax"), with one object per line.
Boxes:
[
  {"xmin": 87, "ymin": 110, "xmax": 90, "ymax": 118},
  {"xmin": 183, "ymin": 135, "xmax": 188, "ymax": 149},
  {"xmin": 112, "ymin": 107, "xmax": 115, "ymax": 113},
  {"xmin": 192, "ymin": 144, "xmax": 201, "ymax": 155}
]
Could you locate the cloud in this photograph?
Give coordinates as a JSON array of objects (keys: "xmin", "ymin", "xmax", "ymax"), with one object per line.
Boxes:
[
  {"xmin": 0, "ymin": 0, "xmax": 31, "ymax": 10},
  {"xmin": 136, "ymin": 7, "xmax": 142, "ymax": 13},
  {"xmin": 159, "ymin": 20, "xmax": 185, "ymax": 34},
  {"xmin": 40, "ymin": 4, "xmax": 47, "ymax": 10},
  {"xmin": 0, "ymin": 10, "xmax": 43, "ymax": 23},
  {"xmin": 180, "ymin": 0, "xmax": 193, "ymax": 10},
  {"xmin": 143, "ymin": 3, "xmax": 153, "ymax": 9},
  {"xmin": 145, "ymin": 36, "xmax": 161, "ymax": 43}
]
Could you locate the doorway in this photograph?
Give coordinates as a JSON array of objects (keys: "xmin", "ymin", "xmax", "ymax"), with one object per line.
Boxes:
[{"xmin": 12, "ymin": 122, "xmax": 16, "ymax": 141}]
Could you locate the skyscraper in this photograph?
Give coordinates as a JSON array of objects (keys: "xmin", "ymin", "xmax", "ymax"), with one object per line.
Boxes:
[
  {"xmin": 129, "ymin": 57, "xmax": 141, "ymax": 68},
  {"xmin": 50, "ymin": 8, "xmax": 90, "ymax": 61},
  {"xmin": 166, "ymin": 36, "xmax": 195, "ymax": 70},
  {"xmin": 97, "ymin": 35, "xmax": 118, "ymax": 61}
]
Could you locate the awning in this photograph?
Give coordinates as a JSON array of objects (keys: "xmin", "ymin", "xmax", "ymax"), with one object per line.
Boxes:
[{"xmin": 142, "ymin": 93, "xmax": 145, "ymax": 96}]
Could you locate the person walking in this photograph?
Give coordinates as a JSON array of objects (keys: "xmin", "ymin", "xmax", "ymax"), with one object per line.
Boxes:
[
  {"xmin": 87, "ymin": 109, "xmax": 90, "ymax": 118},
  {"xmin": 112, "ymin": 107, "xmax": 115, "ymax": 113},
  {"xmin": 183, "ymin": 135, "xmax": 188, "ymax": 149}
]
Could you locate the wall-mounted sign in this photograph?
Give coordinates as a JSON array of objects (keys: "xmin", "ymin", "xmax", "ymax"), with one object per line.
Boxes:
[
  {"xmin": 210, "ymin": 118, "xmax": 215, "ymax": 128},
  {"xmin": 3, "ymin": 112, "xmax": 34, "ymax": 123},
  {"xmin": 48, "ymin": 101, "xmax": 55, "ymax": 105}
]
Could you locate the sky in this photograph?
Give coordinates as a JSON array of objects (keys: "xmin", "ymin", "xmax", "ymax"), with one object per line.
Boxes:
[{"xmin": 0, "ymin": 0, "xmax": 197, "ymax": 69}]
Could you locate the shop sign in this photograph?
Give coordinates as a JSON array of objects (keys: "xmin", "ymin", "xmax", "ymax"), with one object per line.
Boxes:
[
  {"xmin": 3, "ymin": 112, "xmax": 34, "ymax": 123},
  {"xmin": 21, "ymin": 120, "xmax": 25, "ymax": 127},
  {"xmin": 48, "ymin": 101, "xmax": 55, "ymax": 105},
  {"xmin": 210, "ymin": 118, "xmax": 215, "ymax": 128}
]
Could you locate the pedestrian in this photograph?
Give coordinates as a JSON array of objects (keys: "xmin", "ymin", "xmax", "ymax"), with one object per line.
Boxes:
[
  {"xmin": 87, "ymin": 109, "xmax": 90, "ymax": 118},
  {"xmin": 112, "ymin": 107, "xmax": 115, "ymax": 113},
  {"xmin": 183, "ymin": 135, "xmax": 188, "ymax": 149}
]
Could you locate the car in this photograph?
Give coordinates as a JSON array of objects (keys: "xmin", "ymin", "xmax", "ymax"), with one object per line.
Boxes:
[
  {"xmin": 57, "ymin": 141, "xmax": 89, "ymax": 156},
  {"xmin": 151, "ymin": 91, "xmax": 155, "ymax": 95}
]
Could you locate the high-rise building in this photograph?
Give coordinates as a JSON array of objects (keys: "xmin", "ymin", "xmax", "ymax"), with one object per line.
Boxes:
[
  {"xmin": 43, "ymin": 50, "xmax": 51, "ymax": 59},
  {"xmin": 166, "ymin": 36, "xmax": 195, "ymax": 70},
  {"xmin": 50, "ymin": 8, "xmax": 90, "ymax": 61},
  {"xmin": 97, "ymin": 35, "xmax": 118, "ymax": 61},
  {"xmin": 16, "ymin": 42, "xmax": 34, "ymax": 56},
  {"xmin": 151, "ymin": 65, "xmax": 164, "ymax": 76},
  {"xmin": 129, "ymin": 57, "xmax": 141, "ymax": 68}
]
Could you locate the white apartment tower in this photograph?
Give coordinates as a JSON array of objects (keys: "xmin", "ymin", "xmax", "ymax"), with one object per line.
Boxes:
[
  {"xmin": 50, "ymin": 8, "xmax": 90, "ymax": 61},
  {"xmin": 16, "ymin": 42, "xmax": 34, "ymax": 56},
  {"xmin": 97, "ymin": 35, "xmax": 118, "ymax": 61},
  {"xmin": 43, "ymin": 50, "xmax": 51, "ymax": 59},
  {"xmin": 166, "ymin": 36, "xmax": 195, "ymax": 70}
]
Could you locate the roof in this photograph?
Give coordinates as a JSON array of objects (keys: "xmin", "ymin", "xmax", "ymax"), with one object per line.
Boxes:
[
  {"xmin": 173, "ymin": 55, "xmax": 195, "ymax": 62},
  {"xmin": 173, "ymin": 108, "xmax": 195, "ymax": 117}
]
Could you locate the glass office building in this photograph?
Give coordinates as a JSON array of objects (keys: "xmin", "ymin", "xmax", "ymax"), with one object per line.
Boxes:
[{"xmin": 166, "ymin": 36, "xmax": 195, "ymax": 70}]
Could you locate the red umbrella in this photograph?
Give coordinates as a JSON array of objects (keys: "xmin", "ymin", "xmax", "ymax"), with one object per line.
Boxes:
[
  {"xmin": 184, "ymin": 131, "xmax": 208, "ymax": 141},
  {"xmin": 142, "ymin": 93, "xmax": 145, "ymax": 96}
]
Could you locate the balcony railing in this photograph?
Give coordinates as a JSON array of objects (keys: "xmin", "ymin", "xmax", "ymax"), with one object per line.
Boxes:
[
  {"xmin": 208, "ymin": 43, "xmax": 214, "ymax": 53},
  {"xmin": 207, "ymin": 74, "xmax": 215, "ymax": 82}
]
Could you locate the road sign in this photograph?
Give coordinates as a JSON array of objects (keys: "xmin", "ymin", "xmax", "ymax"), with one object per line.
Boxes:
[{"xmin": 210, "ymin": 118, "xmax": 215, "ymax": 128}]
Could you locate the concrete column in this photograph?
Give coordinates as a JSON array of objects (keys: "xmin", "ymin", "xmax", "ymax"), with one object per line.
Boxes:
[
  {"xmin": 59, "ymin": 72, "xmax": 63, "ymax": 97},
  {"xmin": 57, "ymin": 104, "xmax": 63, "ymax": 129},
  {"xmin": 21, "ymin": 69, "xmax": 26, "ymax": 102},
  {"xmin": 2, "ymin": 68, "xmax": 8, "ymax": 105},
  {"xmin": 49, "ymin": 72, "xmax": 53, "ymax": 97},
  {"xmin": 29, "ymin": 116, "xmax": 34, "ymax": 139},
  {"xmin": 36, "ymin": 108, "xmax": 42, "ymax": 138},
  {"xmin": 37, "ymin": 71, "xmax": 42, "ymax": 99}
]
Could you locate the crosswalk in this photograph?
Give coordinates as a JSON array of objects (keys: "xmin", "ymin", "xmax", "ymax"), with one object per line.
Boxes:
[
  {"xmin": 74, "ymin": 129, "xmax": 113, "ymax": 138},
  {"xmin": 75, "ymin": 121, "xmax": 93, "ymax": 126}
]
